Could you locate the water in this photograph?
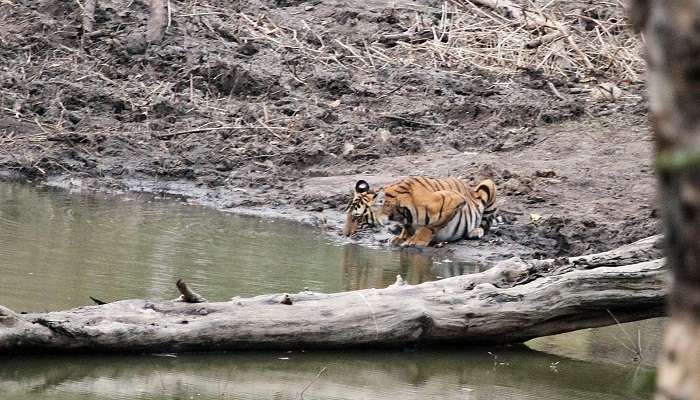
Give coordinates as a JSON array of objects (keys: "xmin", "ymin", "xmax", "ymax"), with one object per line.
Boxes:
[
  {"xmin": 0, "ymin": 183, "xmax": 663, "ymax": 399},
  {"xmin": 1, "ymin": 349, "xmax": 656, "ymax": 400},
  {"xmin": 0, "ymin": 183, "xmax": 480, "ymax": 312}
]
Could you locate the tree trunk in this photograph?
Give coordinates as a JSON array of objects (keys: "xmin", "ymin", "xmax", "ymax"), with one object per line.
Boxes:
[
  {"xmin": 146, "ymin": 0, "xmax": 167, "ymax": 43},
  {"xmin": 631, "ymin": 1, "xmax": 700, "ymax": 399},
  {"xmin": 0, "ymin": 236, "xmax": 666, "ymax": 354}
]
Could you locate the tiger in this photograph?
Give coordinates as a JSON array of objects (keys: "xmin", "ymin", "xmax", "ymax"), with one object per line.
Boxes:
[
  {"xmin": 343, "ymin": 177, "xmax": 497, "ymax": 247},
  {"xmin": 343, "ymin": 180, "xmax": 382, "ymax": 237}
]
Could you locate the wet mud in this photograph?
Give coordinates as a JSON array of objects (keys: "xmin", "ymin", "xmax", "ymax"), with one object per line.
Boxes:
[{"xmin": 0, "ymin": 0, "xmax": 659, "ymax": 262}]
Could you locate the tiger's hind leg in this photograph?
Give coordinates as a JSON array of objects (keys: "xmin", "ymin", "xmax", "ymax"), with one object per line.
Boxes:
[
  {"xmin": 402, "ymin": 190, "xmax": 466, "ymax": 246},
  {"xmin": 480, "ymin": 213, "xmax": 496, "ymax": 234}
]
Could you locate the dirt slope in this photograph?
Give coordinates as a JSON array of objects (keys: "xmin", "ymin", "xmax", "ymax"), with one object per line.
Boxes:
[{"xmin": 0, "ymin": 0, "xmax": 659, "ymax": 260}]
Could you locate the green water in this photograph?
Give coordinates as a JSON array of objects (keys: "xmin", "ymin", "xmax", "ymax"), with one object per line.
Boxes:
[
  {"xmin": 0, "ymin": 183, "xmax": 479, "ymax": 312},
  {"xmin": 0, "ymin": 183, "xmax": 663, "ymax": 399}
]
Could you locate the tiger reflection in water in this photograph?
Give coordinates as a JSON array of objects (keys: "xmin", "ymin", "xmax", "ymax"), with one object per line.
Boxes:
[
  {"xmin": 339, "ymin": 245, "xmax": 437, "ymax": 291},
  {"xmin": 339, "ymin": 245, "xmax": 485, "ymax": 291}
]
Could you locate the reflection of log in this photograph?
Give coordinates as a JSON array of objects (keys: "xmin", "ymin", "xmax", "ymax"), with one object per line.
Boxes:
[
  {"xmin": 0, "ymin": 348, "xmax": 655, "ymax": 399},
  {"xmin": 0, "ymin": 236, "xmax": 666, "ymax": 354}
]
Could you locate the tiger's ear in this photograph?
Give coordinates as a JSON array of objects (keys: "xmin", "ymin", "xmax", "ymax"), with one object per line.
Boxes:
[{"xmin": 355, "ymin": 180, "xmax": 370, "ymax": 193}]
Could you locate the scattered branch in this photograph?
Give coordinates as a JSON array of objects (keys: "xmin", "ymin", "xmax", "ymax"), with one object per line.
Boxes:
[
  {"xmin": 176, "ymin": 279, "xmax": 207, "ymax": 303},
  {"xmin": 155, "ymin": 125, "xmax": 293, "ymax": 140},
  {"xmin": 299, "ymin": 366, "xmax": 328, "ymax": 399},
  {"xmin": 82, "ymin": 0, "xmax": 97, "ymax": 34},
  {"xmin": 147, "ymin": 0, "xmax": 167, "ymax": 43}
]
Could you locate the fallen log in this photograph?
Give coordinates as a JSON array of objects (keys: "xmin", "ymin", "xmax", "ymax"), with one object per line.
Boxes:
[{"xmin": 0, "ymin": 236, "xmax": 666, "ymax": 354}]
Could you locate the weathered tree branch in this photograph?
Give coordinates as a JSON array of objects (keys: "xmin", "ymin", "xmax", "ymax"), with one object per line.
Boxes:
[
  {"xmin": 146, "ymin": 0, "xmax": 167, "ymax": 43},
  {"xmin": 0, "ymin": 236, "xmax": 666, "ymax": 354},
  {"xmin": 176, "ymin": 279, "xmax": 207, "ymax": 303},
  {"xmin": 82, "ymin": 0, "xmax": 96, "ymax": 34}
]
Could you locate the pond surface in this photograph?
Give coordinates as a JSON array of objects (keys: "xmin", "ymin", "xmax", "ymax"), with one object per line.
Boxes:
[
  {"xmin": 0, "ymin": 183, "xmax": 481, "ymax": 313},
  {"xmin": 0, "ymin": 183, "xmax": 663, "ymax": 399}
]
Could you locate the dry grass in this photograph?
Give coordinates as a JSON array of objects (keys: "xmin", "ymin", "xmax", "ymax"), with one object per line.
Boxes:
[
  {"xmin": 0, "ymin": 0, "xmax": 643, "ymax": 134},
  {"xmin": 0, "ymin": 0, "xmax": 644, "ymax": 176},
  {"xmin": 236, "ymin": 0, "xmax": 643, "ymax": 82}
]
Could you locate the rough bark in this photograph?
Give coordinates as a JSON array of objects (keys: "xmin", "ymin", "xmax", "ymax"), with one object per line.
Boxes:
[
  {"xmin": 146, "ymin": 0, "xmax": 167, "ymax": 43},
  {"xmin": 82, "ymin": 0, "xmax": 96, "ymax": 34},
  {"xmin": 0, "ymin": 236, "xmax": 666, "ymax": 354},
  {"xmin": 632, "ymin": 1, "xmax": 700, "ymax": 399}
]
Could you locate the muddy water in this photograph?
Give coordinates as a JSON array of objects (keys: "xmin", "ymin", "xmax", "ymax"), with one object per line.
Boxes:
[
  {"xmin": 0, "ymin": 183, "xmax": 662, "ymax": 400},
  {"xmin": 0, "ymin": 183, "xmax": 481, "ymax": 312}
]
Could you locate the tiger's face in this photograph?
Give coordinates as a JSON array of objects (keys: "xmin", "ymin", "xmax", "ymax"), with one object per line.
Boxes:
[{"xmin": 343, "ymin": 180, "xmax": 380, "ymax": 236}]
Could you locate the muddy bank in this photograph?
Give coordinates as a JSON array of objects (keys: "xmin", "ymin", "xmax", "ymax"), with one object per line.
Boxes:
[
  {"xmin": 36, "ymin": 110, "xmax": 660, "ymax": 264},
  {"xmin": 0, "ymin": 0, "xmax": 659, "ymax": 261}
]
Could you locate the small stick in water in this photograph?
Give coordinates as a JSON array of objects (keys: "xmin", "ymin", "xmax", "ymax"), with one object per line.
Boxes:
[
  {"xmin": 89, "ymin": 296, "xmax": 107, "ymax": 305},
  {"xmin": 176, "ymin": 279, "xmax": 207, "ymax": 303}
]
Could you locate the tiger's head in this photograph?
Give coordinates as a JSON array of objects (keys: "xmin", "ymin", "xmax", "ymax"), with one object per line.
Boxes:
[{"xmin": 343, "ymin": 180, "xmax": 382, "ymax": 236}]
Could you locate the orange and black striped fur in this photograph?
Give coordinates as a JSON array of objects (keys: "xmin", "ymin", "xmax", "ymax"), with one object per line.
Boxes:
[
  {"xmin": 343, "ymin": 180, "xmax": 381, "ymax": 237},
  {"xmin": 344, "ymin": 177, "xmax": 497, "ymax": 247}
]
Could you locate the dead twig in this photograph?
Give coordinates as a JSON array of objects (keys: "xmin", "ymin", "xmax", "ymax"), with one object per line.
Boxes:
[
  {"xmin": 299, "ymin": 366, "xmax": 328, "ymax": 399},
  {"xmin": 606, "ymin": 309, "xmax": 644, "ymax": 361},
  {"xmin": 147, "ymin": 0, "xmax": 168, "ymax": 43},
  {"xmin": 525, "ymin": 31, "xmax": 564, "ymax": 49},
  {"xmin": 176, "ymin": 279, "xmax": 207, "ymax": 303},
  {"xmin": 156, "ymin": 125, "xmax": 293, "ymax": 140},
  {"xmin": 546, "ymin": 81, "xmax": 567, "ymax": 101},
  {"xmin": 82, "ymin": 0, "xmax": 97, "ymax": 34}
]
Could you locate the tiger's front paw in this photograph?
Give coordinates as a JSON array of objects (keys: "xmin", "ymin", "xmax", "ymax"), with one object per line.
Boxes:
[
  {"xmin": 400, "ymin": 237, "xmax": 431, "ymax": 247},
  {"xmin": 401, "ymin": 228, "xmax": 433, "ymax": 247},
  {"xmin": 390, "ymin": 225, "xmax": 412, "ymax": 246},
  {"xmin": 391, "ymin": 235, "xmax": 407, "ymax": 246},
  {"xmin": 387, "ymin": 224, "xmax": 403, "ymax": 235}
]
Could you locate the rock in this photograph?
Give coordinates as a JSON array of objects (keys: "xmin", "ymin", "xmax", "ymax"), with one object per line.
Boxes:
[
  {"xmin": 534, "ymin": 170, "xmax": 556, "ymax": 178},
  {"xmin": 377, "ymin": 128, "xmax": 391, "ymax": 143},
  {"xmin": 591, "ymin": 83, "xmax": 622, "ymax": 102},
  {"xmin": 124, "ymin": 32, "xmax": 147, "ymax": 55},
  {"xmin": 342, "ymin": 142, "xmax": 355, "ymax": 156}
]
